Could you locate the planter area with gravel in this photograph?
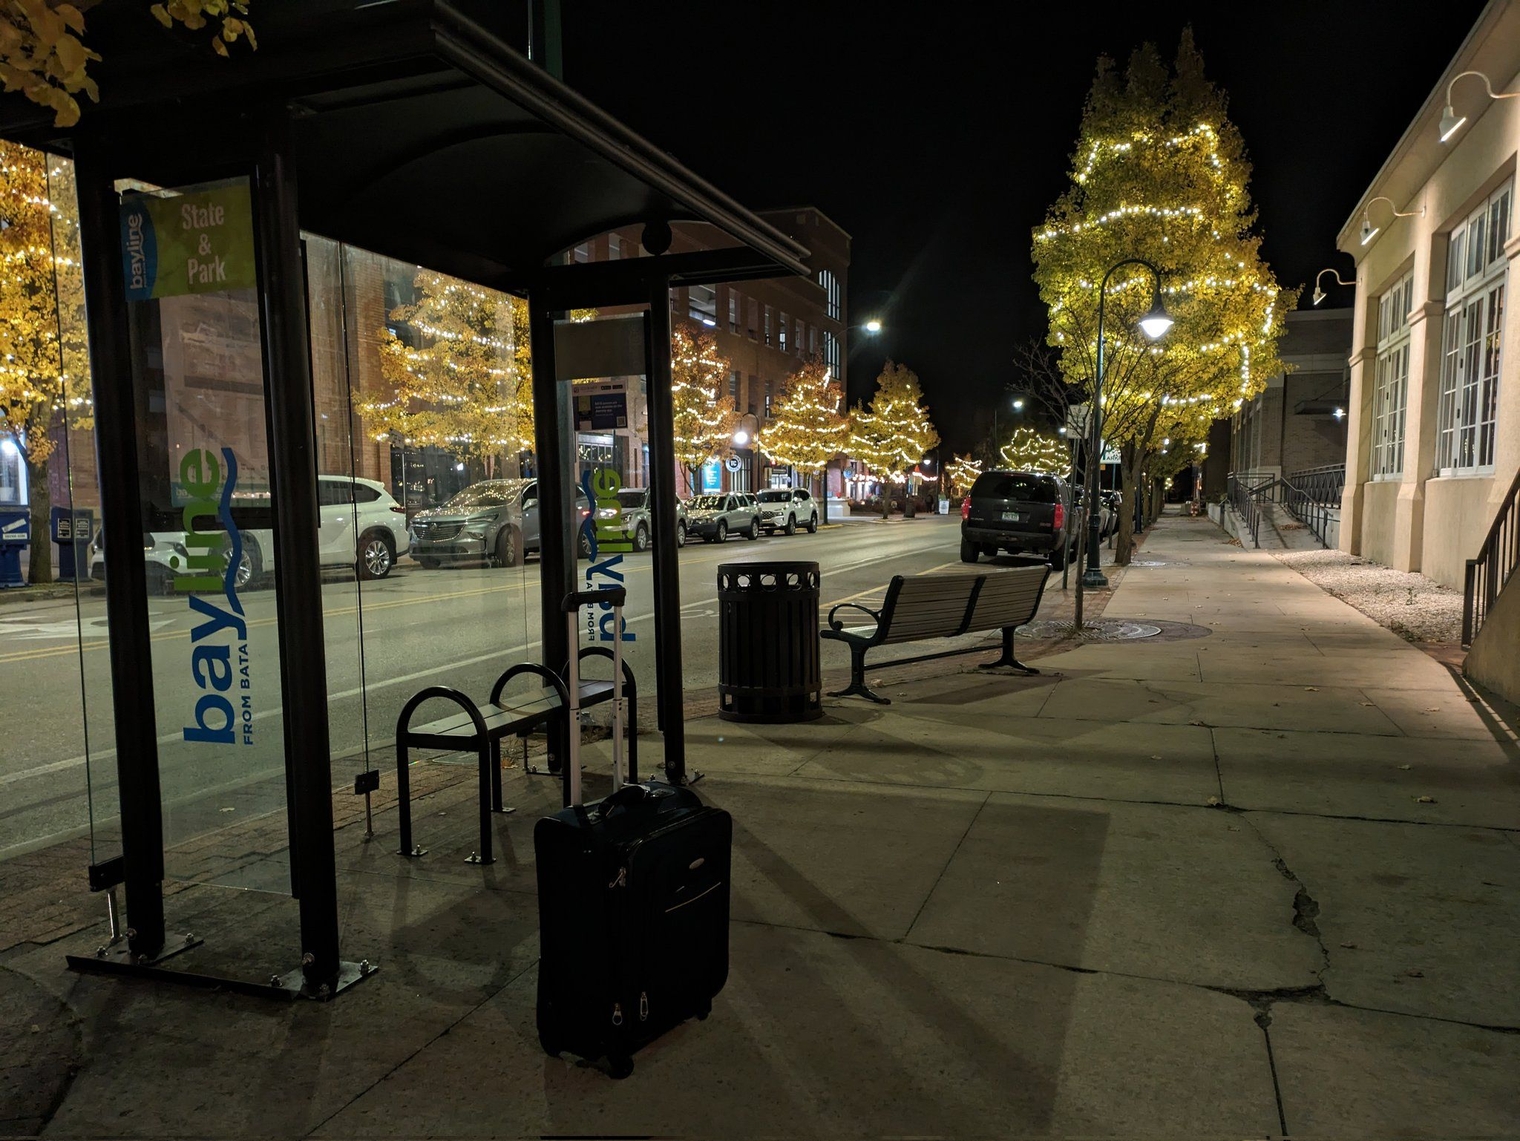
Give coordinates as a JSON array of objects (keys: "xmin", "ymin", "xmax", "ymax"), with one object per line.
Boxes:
[{"xmin": 1275, "ymin": 547, "xmax": 1464, "ymax": 644}]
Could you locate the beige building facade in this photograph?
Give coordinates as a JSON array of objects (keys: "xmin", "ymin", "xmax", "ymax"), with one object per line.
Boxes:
[{"xmin": 1339, "ymin": 0, "xmax": 1520, "ymax": 589}]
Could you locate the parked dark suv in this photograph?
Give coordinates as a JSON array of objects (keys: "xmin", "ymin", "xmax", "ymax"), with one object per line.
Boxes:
[{"xmin": 960, "ymin": 469, "xmax": 1071, "ymax": 569}]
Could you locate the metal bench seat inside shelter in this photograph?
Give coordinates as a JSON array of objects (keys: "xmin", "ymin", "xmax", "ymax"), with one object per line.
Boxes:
[{"xmin": 822, "ymin": 566, "xmax": 1050, "ymax": 703}]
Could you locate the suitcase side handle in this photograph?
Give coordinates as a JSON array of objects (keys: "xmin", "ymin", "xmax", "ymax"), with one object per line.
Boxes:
[{"xmin": 597, "ymin": 784, "xmax": 649, "ymax": 817}]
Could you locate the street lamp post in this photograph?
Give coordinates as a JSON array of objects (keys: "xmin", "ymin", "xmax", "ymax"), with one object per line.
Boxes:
[
  {"xmin": 731, "ymin": 412, "xmax": 760, "ymax": 493},
  {"xmin": 1083, "ymin": 258, "xmax": 1172, "ymax": 589}
]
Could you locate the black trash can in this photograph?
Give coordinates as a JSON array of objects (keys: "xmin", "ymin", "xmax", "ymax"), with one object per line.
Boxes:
[{"xmin": 717, "ymin": 561, "xmax": 821, "ymax": 723}]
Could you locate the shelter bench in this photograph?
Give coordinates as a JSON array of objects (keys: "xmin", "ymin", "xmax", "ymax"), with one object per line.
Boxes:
[
  {"xmin": 394, "ymin": 652, "xmax": 637, "ymax": 865},
  {"xmin": 820, "ymin": 566, "xmax": 1050, "ymax": 704}
]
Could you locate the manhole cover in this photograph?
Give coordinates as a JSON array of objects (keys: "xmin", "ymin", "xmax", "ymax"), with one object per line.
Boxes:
[{"xmin": 1017, "ymin": 617, "xmax": 1212, "ymax": 643}]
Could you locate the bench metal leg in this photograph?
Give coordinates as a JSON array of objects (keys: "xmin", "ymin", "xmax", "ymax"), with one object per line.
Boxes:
[
  {"xmin": 489, "ymin": 737, "xmax": 514, "ymax": 814},
  {"xmin": 467, "ymin": 743, "xmax": 497, "ymax": 865},
  {"xmin": 396, "ymin": 739, "xmax": 426, "ymax": 858},
  {"xmin": 827, "ymin": 646, "xmax": 891, "ymax": 705},
  {"xmin": 979, "ymin": 627, "xmax": 1039, "ymax": 675}
]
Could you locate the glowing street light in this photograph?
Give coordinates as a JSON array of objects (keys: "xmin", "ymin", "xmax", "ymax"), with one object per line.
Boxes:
[{"xmin": 864, "ymin": 318, "xmax": 883, "ymax": 334}]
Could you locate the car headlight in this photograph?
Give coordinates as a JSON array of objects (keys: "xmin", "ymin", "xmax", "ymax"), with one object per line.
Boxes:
[{"xmin": 596, "ymin": 507, "xmax": 618, "ymax": 519}]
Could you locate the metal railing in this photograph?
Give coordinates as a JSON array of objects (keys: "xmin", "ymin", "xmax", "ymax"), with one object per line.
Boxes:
[
  {"xmin": 1226, "ymin": 473, "xmax": 1264, "ymax": 547},
  {"xmin": 1462, "ymin": 466, "xmax": 1520, "ymax": 648},
  {"xmin": 1279, "ymin": 464, "xmax": 1345, "ymax": 548}
]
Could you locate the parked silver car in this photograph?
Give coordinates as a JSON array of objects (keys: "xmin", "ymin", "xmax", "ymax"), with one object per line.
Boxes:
[
  {"xmin": 409, "ymin": 478, "xmax": 591, "ymax": 568},
  {"xmin": 683, "ymin": 492, "xmax": 761, "ymax": 543},
  {"xmin": 600, "ymin": 488, "xmax": 689, "ymax": 551},
  {"xmin": 756, "ymin": 487, "xmax": 819, "ymax": 535}
]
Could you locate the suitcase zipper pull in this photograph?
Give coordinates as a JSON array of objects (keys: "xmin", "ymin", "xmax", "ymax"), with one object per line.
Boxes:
[
  {"xmin": 639, "ymin": 992, "xmax": 648, "ymax": 1022},
  {"xmin": 608, "ymin": 867, "xmax": 627, "ymax": 890},
  {"xmin": 612, "ymin": 1003, "xmax": 623, "ymax": 1026}
]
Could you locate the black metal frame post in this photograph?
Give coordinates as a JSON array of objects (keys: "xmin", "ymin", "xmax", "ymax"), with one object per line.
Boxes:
[
  {"xmin": 642, "ymin": 278, "xmax": 686, "ymax": 784},
  {"xmin": 252, "ymin": 109, "xmax": 341, "ymax": 994},
  {"xmin": 527, "ymin": 293, "xmax": 574, "ymax": 776},
  {"xmin": 72, "ymin": 132, "xmax": 167, "ymax": 961}
]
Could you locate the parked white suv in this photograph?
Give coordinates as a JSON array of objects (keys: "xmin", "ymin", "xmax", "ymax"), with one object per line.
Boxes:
[
  {"xmin": 756, "ymin": 487, "xmax": 819, "ymax": 535},
  {"xmin": 90, "ymin": 474, "xmax": 411, "ymax": 589}
]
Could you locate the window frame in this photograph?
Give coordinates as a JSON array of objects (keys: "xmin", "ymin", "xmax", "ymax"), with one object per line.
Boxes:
[
  {"xmin": 1437, "ymin": 179, "xmax": 1511, "ymax": 476},
  {"xmin": 1371, "ymin": 270, "xmax": 1413, "ymax": 480}
]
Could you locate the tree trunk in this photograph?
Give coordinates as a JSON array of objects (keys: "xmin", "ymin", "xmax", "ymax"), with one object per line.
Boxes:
[
  {"xmin": 26, "ymin": 455, "xmax": 51, "ymax": 585},
  {"xmin": 1114, "ymin": 444, "xmax": 1140, "ymax": 567}
]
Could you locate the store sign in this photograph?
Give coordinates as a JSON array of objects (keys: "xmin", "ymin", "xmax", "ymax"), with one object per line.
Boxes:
[
  {"xmin": 1101, "ymin": 444, "xmax": 1120, "ymax": 465},
  {"xmin": 173, "ymin": 447, "xmax": 254, "ymax": 746},
  {"xmin": 723, "ymin": 456, "xmax": 742, "ymax": 473},
  {"xmin": 700, "ymin": 459, "xmax": 722, "ymax": 493},
  {"xmin": 120, "ymin": 183, "xmax": 257, "ymax": 302}
]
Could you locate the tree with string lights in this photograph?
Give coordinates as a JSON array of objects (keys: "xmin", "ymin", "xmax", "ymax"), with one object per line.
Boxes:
[
  {"xmin": 999, "ymin": 426, "xmax": 1071, "ymax": 476},
  {"xmin": 755, "ymin": 356, "xmax": 846, "ymax": 509},
  {"xmin": 0, "ymin": 141, "xmax": 92, "ymax": 584},
  {"xmin": 945, "ymin": 454, "xmax": 982, "ymax": 499},
  {"xmin": 363, "ymin": 272, "xmax": 534, "ymax": 476},
  {"xmin": 850, "ymin": 361, "xmax": 940, "ymax": 518},
  {"xmin": 670, "ymin": 324, "xmax": 738, "ymax": 494},
  {"xmin": 1032, "ymin": 29, "xmax": 1293, "ymax": 563}
]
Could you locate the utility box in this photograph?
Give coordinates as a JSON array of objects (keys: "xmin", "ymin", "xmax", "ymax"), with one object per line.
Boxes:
[
  {"xmin": 0, "ymin": 508, "xmax": 31, "ymax": 587},
  {"xmin": 51, "ymin": 506, "xmax": 94, "ymax": 581}
]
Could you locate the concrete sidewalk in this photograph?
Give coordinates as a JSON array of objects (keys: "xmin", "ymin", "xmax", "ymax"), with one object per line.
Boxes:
[{"xmin": 3, "ymin": 513, "xmax": 1517, "ymax": 1139}]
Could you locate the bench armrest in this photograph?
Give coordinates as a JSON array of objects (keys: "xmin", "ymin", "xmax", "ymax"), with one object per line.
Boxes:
[
  {"xmin": 826, "ymin": 601, "xmax": 882, "ymax": 632},
  {"xmin": 489, "ymin": 662, "xmax": 571, "ymax": 709}
]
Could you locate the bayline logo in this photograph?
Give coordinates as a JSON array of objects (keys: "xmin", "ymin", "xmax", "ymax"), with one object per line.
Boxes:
[
  {"xmin": 580, "ymin": 467, "xmax": 635, "ymax": 645},
  {"xmin": 172, "ymin": 447, "xmax": 253, "ymax": 746}
]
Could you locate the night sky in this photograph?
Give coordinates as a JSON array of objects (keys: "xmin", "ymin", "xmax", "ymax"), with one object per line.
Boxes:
[{"xmin": 560, "ymin": 1, "xmax": 1489, "ymax": 452}]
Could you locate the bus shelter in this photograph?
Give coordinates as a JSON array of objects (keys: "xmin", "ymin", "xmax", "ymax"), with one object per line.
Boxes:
[{"xmin": 0, "ymin": 0, "xmax": 807, "ymax": 999}]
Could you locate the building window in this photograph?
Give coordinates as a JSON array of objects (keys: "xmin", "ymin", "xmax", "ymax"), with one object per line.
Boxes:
[
  {"xmin": 764, "ymin": 378, "xmax": 773, "ymax": 418},
  {"xmin": 823, "ymin": 330, "xmax": 840, "ymax": 381},
  {"xmin": 608, "ymin": 233, "xmax": 622, "ymax": 260},
  {"xmin": 764, "ymin": 305, "xmax": 773, "ymax": 346},
  {"xmin": 1438, "ymin": 179, "xmax": 1511, "ymax": 474},
  {"xmin": 747, "ymin": 299, "xmax": 759, "ymax": 340},
  {"xmin": 1372, "ymin": 271, "xmax": 1413, "ymax": 479},
  {"xmin": 688, "ymin": 284, "xmax": 717, "ymax": 327},
  {"xmin": 573, "ymin": 242, "xmax": 591, "ymax": 263},
  {"xmin": 728, "ymin": 291, "xmax": 741, "ymax": 334},
  {"xmin": 795, "ymin": 317, "xmax": 804, "ymax": 357},
  {"xmin": 729, "ymin": 369, "xmax": 741, "ymax": 408},
  {"xmin": 818, "ymin": 269, "xmax": 840, "ymax": 320},
  {"xmin": 779, "ymin": 311, "xmax": 789, "ymax": 352}
]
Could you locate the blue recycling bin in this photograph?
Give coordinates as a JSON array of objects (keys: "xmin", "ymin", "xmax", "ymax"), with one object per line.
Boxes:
[
  {"xmin": 51, "ymin": 506, "xmax": 94, "ymax": 581},
  {"xmin": 0, "ymin": 507, "xmax": 30, "ymax": 588}
]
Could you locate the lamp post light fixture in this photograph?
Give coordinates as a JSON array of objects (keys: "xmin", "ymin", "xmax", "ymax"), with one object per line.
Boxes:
[
  {"xmin": 731, "ymin": 412, "xmax": 761, "ymax": 492},
  {"xmin": 1311, "ymin": 267, "xmax": 1355, "ymax": 307},
  {"xmin": 864, "ymin": 318, "xmax": 882, "ymax": 333},
  {"xmin": 1358, "ymin": 196, "xmax": 1423, "ymax": 246},
  {"xmin": 1439, "ymin": 70, "xmax": 1520, "ymax": 143},
  {"xmin": 1084, "ymin": 258, "xmax": 1172, "ymax": 590}
]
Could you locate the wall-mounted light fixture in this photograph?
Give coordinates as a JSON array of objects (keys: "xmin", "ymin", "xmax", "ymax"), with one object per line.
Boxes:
[
  {"xmin": 1360, "ymin": 197, "xmax": 1423, "ymax": 246},
  {"xmin": 1439, "ymin": 70, "xmax": 1520, "ymax": 143},
  {"xmin": 1311, "ymin": 268, "xmax": 1355, "ymax": 306}
]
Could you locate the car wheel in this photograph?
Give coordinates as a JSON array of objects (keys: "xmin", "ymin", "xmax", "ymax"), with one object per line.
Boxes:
[
  {"xmin": 676, "ymin": 520, "xmax": 686, "ymax": 548},
  {"xmin": 783, "ymin": 514, "xmax": 796, "ymax": 536},
  {"xmin": 495, "ymin": 526, "xmax": 521, "ymax": 568},
  {"xmin": 418, "ymin": 557, "xmax": 441, "ymax": 569},
  {"xmin": 806, "ymin": 512, "xmax": 819, "ymax": 533},
  {"xmin": 960, "ymin": 540, "xmax": 979, "ymax": 564},
  {"xmin": 715, "ymin": 520, "xmax": 728, "ymax": 543},
  {"xmin": 747, "ymin": 518, "xmax": 760, "ymax": 540},
  {"xmin": 981, "ymin": 544, "xmax": 998, "ymax": 558},
  {"xmin": 358, "ymin": 531, "xmax": 395, "ymax": 579},
  {"xmin": 633, "ymin": 523, "xmax": 650, "ymax": 552},
  {"xmin": 222, "ymin": 540, "xmax": 258, "ymax": 590},
  {"xmin": 579, "ymin": 527, "xmax": 593, "ymax": 559}
]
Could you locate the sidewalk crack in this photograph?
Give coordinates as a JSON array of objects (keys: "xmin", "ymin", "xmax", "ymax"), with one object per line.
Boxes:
[{"xmin": 1242, "ymin": 818, "xmax": 1330, "ymax": 985}]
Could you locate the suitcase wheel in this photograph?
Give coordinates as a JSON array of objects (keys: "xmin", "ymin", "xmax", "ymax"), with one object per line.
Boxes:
[{"xmin": 608, "ymin": 1055, "xmax": 634, "ymax": 1080}]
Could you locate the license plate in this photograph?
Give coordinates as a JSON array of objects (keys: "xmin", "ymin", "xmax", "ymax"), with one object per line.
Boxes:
[{"xmin": 1002, "ymin": 511, "xmax": 1021, "ymax": 522}]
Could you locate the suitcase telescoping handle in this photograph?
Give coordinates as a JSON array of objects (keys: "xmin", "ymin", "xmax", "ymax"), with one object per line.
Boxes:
[{"xmin": 560, "ymin": 588, "xmax": 628, "ymax": 808}]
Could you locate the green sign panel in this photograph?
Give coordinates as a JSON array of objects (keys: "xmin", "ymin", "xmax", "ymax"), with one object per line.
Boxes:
[{"xmin": 121, "ymin": 181, "xmax": 257, "ymax": 301}]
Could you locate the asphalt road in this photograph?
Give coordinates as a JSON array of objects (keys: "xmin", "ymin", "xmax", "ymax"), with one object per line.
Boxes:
[{"xmin": 0, "ymin": 514, "xmax": 967, "ymax": 862}]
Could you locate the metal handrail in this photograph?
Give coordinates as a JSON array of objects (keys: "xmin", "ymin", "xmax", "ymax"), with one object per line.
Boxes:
[
  {"xmin": 1462, "ymin": 466, "xmax": 1520, "ymax": 648},
  {"xmin": 1226, "ymin": 473, "xmax": 1263, "ymax": 547},
  {"xmin": 1278, "ymin": 464, "xmax": 1345, "ymax": 548}
]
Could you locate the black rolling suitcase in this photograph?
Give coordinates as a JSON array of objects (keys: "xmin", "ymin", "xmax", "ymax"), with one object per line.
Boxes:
[{"xmin": 534, "ymin": 587, "xmax": 732, "ymax": 1079}]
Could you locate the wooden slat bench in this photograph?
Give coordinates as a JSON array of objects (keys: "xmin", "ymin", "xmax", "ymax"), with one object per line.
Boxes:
[{"xmin": 820, "ymin": 565, "xmax": 1050, "ymax": 704}]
